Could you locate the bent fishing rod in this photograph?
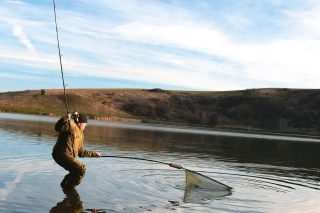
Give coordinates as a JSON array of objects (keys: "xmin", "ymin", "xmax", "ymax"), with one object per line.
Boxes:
[{"xmin": 53, "ymin": 0, "xmax": 69, "ymax": 114}]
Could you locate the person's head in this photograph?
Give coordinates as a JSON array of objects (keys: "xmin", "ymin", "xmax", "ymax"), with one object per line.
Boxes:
[{"xmin": 77, "ymin": 114, "xmax": 88, "ymax": 130}]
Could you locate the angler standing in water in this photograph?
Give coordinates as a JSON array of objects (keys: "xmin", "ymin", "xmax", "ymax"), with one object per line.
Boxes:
[
  {"xmin": 52, "ymin": 113, "xmax": 101, "ymax": 190},
  {"xmin": 52, "ymin": 0, "xmax": 101, "ymax": 190}
]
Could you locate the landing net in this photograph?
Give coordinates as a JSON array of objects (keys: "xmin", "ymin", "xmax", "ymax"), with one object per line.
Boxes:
[{"xmin": 185, "ymin": 169, "xmax": 232, "ymax": 191}]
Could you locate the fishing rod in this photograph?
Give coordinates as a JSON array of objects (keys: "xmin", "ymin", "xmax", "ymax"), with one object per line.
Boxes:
[
  {"xmin": 52, "ymin": 0, "xmax": 69, "ymax": 114},
  {"xmin": 101, "ymin": 155, "xmax": 183, "ymax": 169}
]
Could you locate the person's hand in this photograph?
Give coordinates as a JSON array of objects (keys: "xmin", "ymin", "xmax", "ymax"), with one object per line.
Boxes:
[
  {"xmin": 96, "ymin": 152, "xmax": 101, "ymax": 158},
  {"xmin": 63, "ymin": 114, "xmax": 71, "ymax": 121}
]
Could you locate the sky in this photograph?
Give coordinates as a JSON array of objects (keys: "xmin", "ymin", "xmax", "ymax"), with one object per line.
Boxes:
[{"xmin": 0, "ymin": 0, "xmax": 319, "ymax": 92}]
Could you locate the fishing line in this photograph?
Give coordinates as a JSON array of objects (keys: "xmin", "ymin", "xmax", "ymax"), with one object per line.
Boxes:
[{"xmin": 52, "ymin": 0, "xmax": 69, "ymax": 114}]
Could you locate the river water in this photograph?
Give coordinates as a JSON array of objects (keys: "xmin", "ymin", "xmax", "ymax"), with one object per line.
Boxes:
[{"xmin": 0, "ymin": 112, "xmax": 319, "ymax": 213}]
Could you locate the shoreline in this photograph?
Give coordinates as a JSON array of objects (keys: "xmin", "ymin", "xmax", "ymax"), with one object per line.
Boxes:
[{"xmin": 1, "ymin": 111, "xmax": 319, "ymax": 139}]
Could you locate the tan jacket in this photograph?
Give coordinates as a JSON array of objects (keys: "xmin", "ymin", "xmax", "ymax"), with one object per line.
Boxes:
[{"xmin": 52, "ymin": 118, "xmax": 97, "ymax": 158}]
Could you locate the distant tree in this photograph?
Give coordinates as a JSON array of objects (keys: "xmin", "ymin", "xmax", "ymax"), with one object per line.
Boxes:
[
  {"xmin": 40, "ymin": 89, "xmax": 46, "ymax": 95},
  {"xmin": 147, "ymin": 88, "xmax": 165, "ymax": 93}
]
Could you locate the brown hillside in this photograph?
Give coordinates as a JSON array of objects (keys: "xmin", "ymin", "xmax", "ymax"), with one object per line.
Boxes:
[{"xmin": 1, "ymin": 88, "xmax": 320, "ymax": 135}]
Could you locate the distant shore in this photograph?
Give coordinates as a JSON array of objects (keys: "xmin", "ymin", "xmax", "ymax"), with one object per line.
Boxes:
[
  {"xmin": 1, "ymin": 111, "xmax": 319, "ymax": 139},
  {"xmin": 1, "ymin": 88, "xmax": 319, "ymax": 137}
]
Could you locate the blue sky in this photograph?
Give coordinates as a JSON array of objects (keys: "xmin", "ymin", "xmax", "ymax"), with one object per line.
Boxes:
[{"xmin": 0, "ymin": 0, "xmax": 319, "ymax": 92}]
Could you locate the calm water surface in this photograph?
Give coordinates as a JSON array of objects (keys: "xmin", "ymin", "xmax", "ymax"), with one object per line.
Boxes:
[{"xmin": 0, "ymin": 112, "xmax": 319, "ymax": 212}]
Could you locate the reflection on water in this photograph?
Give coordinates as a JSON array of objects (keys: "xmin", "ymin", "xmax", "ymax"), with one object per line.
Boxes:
[
  {"xmin": 183, "ymin": 188, "xmax": 231, "ymax": 204},
  {"xmin": 1, "ymin": 112, "xmax": 320, "ymax": 213},
  {"xmin": 50, "ymin": 188, "xmax": 106, "ymax": 213},
  {"xmin": 49, "ymin": 188, "xmax": 83, "ymax": 213}
]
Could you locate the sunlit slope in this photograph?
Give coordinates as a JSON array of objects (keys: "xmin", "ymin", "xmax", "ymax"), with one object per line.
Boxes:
[{"xmin": 0, "ymin": 88, "xmax": 319, "ymax": 134}]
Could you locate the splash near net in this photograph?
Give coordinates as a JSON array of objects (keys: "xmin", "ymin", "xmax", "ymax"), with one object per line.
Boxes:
[{"xmin": 185, "ymin": 169, "xmax": 232, "ymax": 191}]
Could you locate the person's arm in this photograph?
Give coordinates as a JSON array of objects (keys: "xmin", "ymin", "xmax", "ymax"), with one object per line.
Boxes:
[
  {"xmin": 78, "ymin": 144, "xmax": 101, "ymax": 158},
  {"xmin": 79, "ymin": 148, "xmax": 101, "ymax": 158}
]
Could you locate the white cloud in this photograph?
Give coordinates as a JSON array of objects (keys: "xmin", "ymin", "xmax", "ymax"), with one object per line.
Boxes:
[
  {"xmin": 111, "ymin": 16, "xmax": 320, "ymax": 86},
  {"xmin": 1, "ymin": 0, "xmax": 320, "ymax": 91},
  {"xmin": 0, "ymin": 71, "xmax": 42, "ymax": 81},
  {"xmin": 5, "ymin": 0, "xmax": 26, "ymax": 4},
  {"xmin": 114, "ymin": 22, "xmax": 231, "ymax": 54},
  {"xmin": 8, "ymin": 22, "xmax": 35, "ymax": 52},
  {"xmin": 284, "ymin": 1, "xmax": 320, "ymax": 37}
]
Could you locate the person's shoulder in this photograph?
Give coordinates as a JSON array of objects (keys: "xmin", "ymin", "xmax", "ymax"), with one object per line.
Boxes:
[{"xmin": 69, "ymin": 120, "xmax": 77, "ymax": 127}]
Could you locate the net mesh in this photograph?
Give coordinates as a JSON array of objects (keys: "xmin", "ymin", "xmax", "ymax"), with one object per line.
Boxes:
[
  {"xmin": 183, "ymin": 187, "xmax": 232, "ymax": 203},
  {"xmin": 185, "ymin": 169, "xmax": 232, "ymax": 191}
]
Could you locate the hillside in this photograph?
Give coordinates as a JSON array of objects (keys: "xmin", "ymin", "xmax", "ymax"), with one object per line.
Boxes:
[{"xmin": 1, "ymin": 88, "xmax": 320, "ymax": 135}]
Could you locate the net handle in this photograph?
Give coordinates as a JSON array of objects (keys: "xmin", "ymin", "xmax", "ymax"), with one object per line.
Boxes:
[
  {"xmin": 101, "ymin": 155, "xmax": 232, "ymax": 190},
  {"xmin": 101, "ymin": 155, "xmax": 183, "ymax": 169}
]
